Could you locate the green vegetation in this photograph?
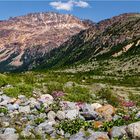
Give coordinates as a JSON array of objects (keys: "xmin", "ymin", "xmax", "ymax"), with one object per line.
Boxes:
[
  {"xmin": 0, "ymin": 107, "xmax": 8, "ymax": 114},
  {"xmin": 96, "ymin": 88, "xmax": 120, "ymax": 107},
  {"xmin": 57, "ymin": 118, "xmax": 91, "ymax": 135}
]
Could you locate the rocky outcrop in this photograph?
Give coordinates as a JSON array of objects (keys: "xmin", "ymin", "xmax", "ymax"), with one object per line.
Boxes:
[{"xmin": 0, "ymin": 12, "xmax": 90, "ymax": 71}]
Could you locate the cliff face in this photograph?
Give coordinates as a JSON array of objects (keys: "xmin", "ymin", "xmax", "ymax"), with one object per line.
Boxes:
[{"xmin": 0, "ymin": 12, "xmax": 89, "ymax": 71}]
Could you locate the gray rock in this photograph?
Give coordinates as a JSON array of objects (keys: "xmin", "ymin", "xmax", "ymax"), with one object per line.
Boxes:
[
  {"xmin": 0, "ymin": 91, "xmax": 3, "ymax": 95},
  {"xmin": 0, "ymin": 100, "xmax": 8, "ymax": 106},
  {"xmin": 88, "ymin": 132, "xmax": 109, "ymax": 140},
  {"xmin": 126, "ymin": 121, "xmax": 140, "ymax": 139},
  {"xmin": 20, "ymin": 130, "xmax": 32, "ymax": 137},
  {"xmin": 4, "ymin": 128, "xmax": 16, "ymax": 134},
  {"xmin": 7, "ymin": 104, "xmax": 19, "ymax": 111},
  {"xmin": 18, "ymin": 95, "xmax": 26, "ymax": 100},
  {"xmin": 1, "ymin": 122, "xmax": 9, "ymax": 127},
  {"xmin": 82, "ymin": 104, "xmax": 94, "ymax": 114},
  {"xmin": 70, "ymin": 131, "xmax": 85, "ymax": 140},
  {"xmin": 61, "ymin": 101, "xmax": 78, "ymax": 110},
  {"xmin": 110, "ymin": 126, "xmax": 127, "ymax": 139},
  {"xmin": 81, "ymin": 111, "xmax": 98, "ymax": 121},
  {"xmin": 113, "ymin": 114, "xmax": 121, "ymax": 121},
  {"xmin": 38, "ymin": 94, "xmax": 53, "ymax": 105},
  {"xmin": 47, "ymin": 111, "xmax": 56, "ymax": 121},
  {"xmin": 64, "ymin": 81, "xmax": 74, "ymax": 88},
  {"xmin": 0, "ymin": 113, "xmax": 4, "ymax": 117},
  {"xmin": 19, "ymin": 105, "xmax": 30, "ymax": 114},
  {"xmin": 44, "ymin": 125, "xmax": 55, "ymax": 134},
  {"xmin": 65, "ymin": 109, "xmax": 79, "ymax": 120},
  {"xmin": 136, "ymin": 111, "xmax": 140, "ymax": 118},
  {"xmin": 56, "ymin": 111, "xmax": 66, "ymax": 120},
  {"xmin": 38, "ymin": 121, "xmax": 55, "ymax": 134},
  {"xmin": 0, "ymin": 134, "xmax": 19, "ymax": 140}
]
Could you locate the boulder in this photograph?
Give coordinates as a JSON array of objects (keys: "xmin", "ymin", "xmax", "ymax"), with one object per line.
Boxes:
[
  {"xmin": 126, "ymin": 121, "xmax": 140, "ymax": 139},
  {"xmin": 96, "ymin": 104, "xmax": 115, "ymax": 121},
  {"xmin": 109, "ymin": 126, "xmax": 127, "ymax": 139}
]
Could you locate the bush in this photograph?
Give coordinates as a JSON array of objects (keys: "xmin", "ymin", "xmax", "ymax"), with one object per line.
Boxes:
[{"xmin": 57, "ymin": 118, "xmax": 91, "ymax": 135}]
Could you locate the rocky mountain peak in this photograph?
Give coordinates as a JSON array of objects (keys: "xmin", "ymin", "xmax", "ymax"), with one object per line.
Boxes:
[{"xmin": 0, "ymin": 12, "xmax": 90, "ymax": 71}]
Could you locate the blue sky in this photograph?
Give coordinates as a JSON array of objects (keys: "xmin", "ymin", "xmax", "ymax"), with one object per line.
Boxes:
[{"xmin": 0, "ymin": 1, "xmax": 140, "ymax": 22}]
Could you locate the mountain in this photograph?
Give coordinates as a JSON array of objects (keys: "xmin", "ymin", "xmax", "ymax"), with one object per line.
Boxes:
[
  {"xmin": 0, "ymin": 12, "xmax": 90, "ymax": 71},
  {"xmin": 34, "ymin": 13, "xmax": 140, "ymax": 75}
]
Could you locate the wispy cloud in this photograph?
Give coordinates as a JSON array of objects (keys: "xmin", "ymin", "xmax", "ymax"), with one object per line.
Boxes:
[{"xmin": 49, "ymin": 0, "xmax": 89, "ymax": 11}]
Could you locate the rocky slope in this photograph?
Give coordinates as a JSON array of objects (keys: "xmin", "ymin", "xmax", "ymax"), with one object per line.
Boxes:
[
  {"xmin": 35, "ymin": 13, "xmax": 140, "ymax": 75},
  {"xmin": 0, "ymin": 12, "xmax": 90, "ymax": 71}
]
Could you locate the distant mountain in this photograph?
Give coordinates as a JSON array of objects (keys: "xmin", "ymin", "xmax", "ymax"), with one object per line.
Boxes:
[
  {"xmin": 0, "ymin": 12, "xmax": 90, "ymax": 71},
  {"xmin": 34, "ymin": 13, "xmax": 140, "ymax": 75}
]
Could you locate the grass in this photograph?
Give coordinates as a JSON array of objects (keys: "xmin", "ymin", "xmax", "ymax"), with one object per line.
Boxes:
[
  {"xmin": 0, "ymin": 71, "xmax": 139, "ymax": 105},
  {"xmin": 3, "ymin": 84, "xmax": 33, "ymax": 97},
  {"xmin": 64, "ymin": 85, "xmax": 95, "ymax": 103}
]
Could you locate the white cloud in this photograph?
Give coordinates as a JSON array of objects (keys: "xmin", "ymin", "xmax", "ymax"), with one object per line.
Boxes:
[
  {"xmin": 49, "ymin": 0, "xmax": 89, "ymax": 11},
  {"xmin": 75, "ymin": 1, "xmax": 89, "ymax": 8}
]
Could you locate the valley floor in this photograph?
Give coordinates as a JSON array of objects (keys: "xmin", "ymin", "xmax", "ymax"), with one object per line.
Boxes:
[{"xmin": 0, "ymin": 71, "xmax": 140, "ymax": 139}]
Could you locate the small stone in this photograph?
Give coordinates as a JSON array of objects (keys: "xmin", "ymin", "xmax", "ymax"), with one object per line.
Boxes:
[
  {"xmin": 4, "ymin": 128, "xmax": 16, "ymax": 134},
  {"xmin": 2, "ymin": 122, "xmax": 9, "ymax": 127},
  {"xmin": 0, "ymin": 100, "xmax": 8, "ymax": 106},
  {"xmin": 38, "ymin": 94, "xmax": 53, "ymax": 105},
  {"xmin": 47, "ymin": 111, "xmax": 56, "ymax": 121},
  {"xmin": 70, "ymin": 131, "xmax": 85, "ymax": 140},
  {"xmin": 56, "ymin": 111, "xmax": 66, "ymax": 120},
  {"xmin": 81, "ymin": 111, "xmax": 98, "ymax": 121},
  {"xmin": 136, "ymin": 111, "xmax": 140, "ymax": 118},
  {"xmin": 88, "ymin": 132, "xmax": 109, "ymax": 140},
  {"xmin": 0, "ymin": 134, "xmax": 19, "ymax": 140},
  {"xmin": 7, "ymin": 104, "xmax": 19, "ymax": 111},
  {"xmin": 19, "ymin": 105, "xmax": 30, "ymax": 114},
  {"xmin": 65, "ymin": 109, "xmax": 79, "ymax": 120},
  {"xmin": 91, "ymin": 103, "xmax": 102, "ymax": 110},
  {"xmin": 44, "ymin": 125, "xmax": 55, "ymax": 134},
  {"xmin": 20, "ymin": 130, "xmax": 32, "ymax": 137}
]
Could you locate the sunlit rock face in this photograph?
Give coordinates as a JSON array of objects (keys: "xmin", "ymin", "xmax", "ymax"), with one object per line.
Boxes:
[{"xmin": 0, "ymin": 12, "xmax": 90, "ymax": 71}]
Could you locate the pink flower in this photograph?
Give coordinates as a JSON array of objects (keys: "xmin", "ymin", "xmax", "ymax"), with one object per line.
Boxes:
[
  {"xmin": 123, "ymin": 115, "xmax": 131, "ymax": 121},
  {"xmin": 52, "ymin": 91, "xmax": 65, "ymax": 98},
  {"xmin": 122, "ymin": 101, "xmax": 135, "ymax": 108}
]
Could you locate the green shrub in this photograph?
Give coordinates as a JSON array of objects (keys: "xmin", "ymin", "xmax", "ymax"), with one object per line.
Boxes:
[
  {"xmin": 57, "ymin": 118, "xmax": 91, "ymax": 135},
  {"xmin": 34, "ymin": 118, "xmax": 45, "ymax": 125},
  {"xmin": 0, "ymin": 107, "xmax": 8, "ymax": 114}
]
